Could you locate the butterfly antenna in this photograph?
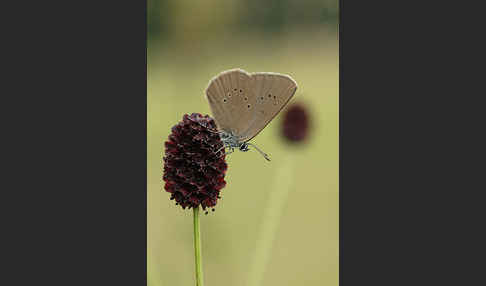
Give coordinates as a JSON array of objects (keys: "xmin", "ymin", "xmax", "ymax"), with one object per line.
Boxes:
[{"xmin": 247, "ymin": 143, "xmax": 271, "ymax": 161}]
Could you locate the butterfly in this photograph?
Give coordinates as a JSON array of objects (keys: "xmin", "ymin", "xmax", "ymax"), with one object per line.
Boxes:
[{"xmin": 204, "ymin": 68, "xmax": 297, "ymax": 161}]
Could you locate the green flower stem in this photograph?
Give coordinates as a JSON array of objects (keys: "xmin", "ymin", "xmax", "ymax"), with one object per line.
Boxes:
[
  {"xmin": 193, "ymin": 207, "xmax": 204, "ymax": 286},
  {"xmin": 248, "ymin": 153, "xmax": 295, "ymax": 286}
]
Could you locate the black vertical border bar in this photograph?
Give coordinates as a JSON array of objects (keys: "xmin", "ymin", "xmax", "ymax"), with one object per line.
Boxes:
[
  {"xmin": 337, "ymin": 0, "xmax": 483, "ymax": 284},
  {"xmin": 340, "ymin": 0, "xmax": 412, "ymax": 284},
  {"xmin": 340, "ymin": 0, "xmax": 408, "ymax": 282},
  {"xmin": 3, "ymin": 1, "xmax": 149, "ymax": 285}
]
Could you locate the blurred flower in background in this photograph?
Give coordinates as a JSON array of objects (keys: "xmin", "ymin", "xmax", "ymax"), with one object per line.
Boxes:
[{"xmin": 281, "ymin": 103, "xmax": 311, "ymax": 143}]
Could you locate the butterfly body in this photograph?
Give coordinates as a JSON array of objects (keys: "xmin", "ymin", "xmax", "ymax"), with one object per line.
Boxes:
[
  {"xmin": 217, "ymin": 130, "xmax": 250, "ymax": 154},
  {"xmin": 205, "ymin": 68, "xmax": 297, "ymax": 161}
]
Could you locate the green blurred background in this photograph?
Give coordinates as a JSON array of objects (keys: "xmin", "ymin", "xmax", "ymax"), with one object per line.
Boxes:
[{"xmin": 148, "ymin": 1, "xmax": 339, "ymax": 285}]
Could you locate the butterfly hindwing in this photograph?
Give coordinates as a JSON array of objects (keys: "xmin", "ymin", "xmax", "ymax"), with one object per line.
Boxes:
[{"xmin": 237, "ymin": 72, "xmax": 297, "ymax": 142}]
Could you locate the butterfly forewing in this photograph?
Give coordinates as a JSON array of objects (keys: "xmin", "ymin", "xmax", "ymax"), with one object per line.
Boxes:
[
  {"xmin": 237, "ymin": 72, "xmax": 298, "ymax": 142},
  {"xmin": 205, "ymin": 69, "xmax": 255, "ymax": 134}
]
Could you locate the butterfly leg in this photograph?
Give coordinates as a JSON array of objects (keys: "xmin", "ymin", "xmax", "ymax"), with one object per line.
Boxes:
[
  {"xmin": 225, "ymin": 147, "xmax": 235, "ymax": 155},
  {"xmin": 215, "ymin": 145, "xmax": 226, "ymax": 154},
  {"xmin": 246, "ymin": 143, "xmax": 271, "ymax": 161},
  {"xmin": 215, "ymin": 146, "xmax": 234, "ymax": 158},
  {"xmin": 207, "ymin": 129, "xmax": 225, "ymax": 135},
  {"xmin": 188, "ymin": 118, "xmax": 222, "ymax": 134}
]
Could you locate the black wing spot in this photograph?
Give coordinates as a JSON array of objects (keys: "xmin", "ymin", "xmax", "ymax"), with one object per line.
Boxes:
[
  {"xmin": 244, "ymin": 97, "xmax": 248, "ymax": 101},
  {"xmin": 247, "ymin": 104, "xmax": 251, "ymax": 108},
  {"xmin": 268, "ymin": 94, "xmax": 272, "ymax": 98},
  {"xmin": 223, "ymin": 98, "xmax": 227, "ymax": 102},
  {"xmin": 260, "ymin": 96, "xmax": 264, "ymax": 100},
  {"xmin": 228, "ymin": 93, "xmax": 231, "ymax": 97},
  {"xmin": 273, "ymin": 95, "xmax": 276, "ymax": 99},
  {"xmin": 240, "ymin": 89, "xmax": 243, "ymax": 93}
]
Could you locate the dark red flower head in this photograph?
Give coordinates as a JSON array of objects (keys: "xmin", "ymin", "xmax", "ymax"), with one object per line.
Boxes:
[
  {"xmin": 163, "ymin": 113, "xmax": 228, "ymax": 211},
  {"xmin": 281, "ymin": 103, "xmax": 310, "ymax": 143}
]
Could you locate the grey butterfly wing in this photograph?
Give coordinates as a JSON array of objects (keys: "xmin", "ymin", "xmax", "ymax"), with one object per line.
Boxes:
[
  {"xmin": 237, "ymin": 72, "xmax": 298, "ymax": 142},
  {"xmin": 205, "ymin": 69, "xmax": 257, "ymax": 135}
]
